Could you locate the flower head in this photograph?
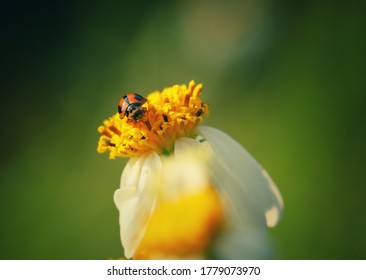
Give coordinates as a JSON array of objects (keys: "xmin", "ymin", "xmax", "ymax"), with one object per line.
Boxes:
[
  {"xmin": 97, "ymin": 81, "xmax": 207, "ymax": 158},
  {"xmin": 97, "ymin": 81, "xmax": 284, "ymax": 259}
]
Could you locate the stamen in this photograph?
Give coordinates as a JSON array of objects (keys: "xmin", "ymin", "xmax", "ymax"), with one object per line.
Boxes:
[
  {"xmin": 106, "ymin": 141, "xmax": 116, "ymax": 147},
  {"xmin": 100, "ymin": 127, "xmax": 112, "ymax": 138},
  {"xmin": 184, "ymin": 94, "xmax": 190, "ymax": 107},
  {"xmin": 144, "ymin": 120, "xmax": 152, "ymax": 131},
  {"xmin": 108, "ymin": 125, "xmax": 121, "ymax": 136}
]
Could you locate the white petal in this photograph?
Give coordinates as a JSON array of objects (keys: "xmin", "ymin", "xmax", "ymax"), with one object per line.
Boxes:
[
  {"xmin": 174, "ymin": 137, "xmax": 202, "ymax": 154},
  {"xmin": 114, "ymin": 152, "xmax": 161, "ymax": 258},
  {"xmin": 210, "ymin": 227, "xmax": 274, "ymax": 259},
  {"xmin": 156, "ymin": 138, "xmax": 210, "ymax": 200},
  {"xmin": 175, "ymin": 138, "xmax": 210, "ymax": 192},
  {"xmin": 197, "ymin": 126, "xmax": 284, "ymax": 228}
]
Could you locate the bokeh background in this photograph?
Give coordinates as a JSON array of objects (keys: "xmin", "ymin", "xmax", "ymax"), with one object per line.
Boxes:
[{"xmin": 1, "ymin": 0, "xmax": 365, "ymax": 259}]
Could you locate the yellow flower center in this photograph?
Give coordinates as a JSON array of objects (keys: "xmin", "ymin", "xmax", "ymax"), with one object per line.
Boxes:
[
  {"xmin": 97, "ymin": 81, "xmax": 208, "ymax": 158},
  {"xmin": 133, "ymin": 185, "xmax": 223, "ymax": 260}
]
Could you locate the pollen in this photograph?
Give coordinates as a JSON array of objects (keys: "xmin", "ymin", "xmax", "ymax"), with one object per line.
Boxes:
[{"xmin": 97, "ymin": 81, "xmax": 208, "ymax": 158}]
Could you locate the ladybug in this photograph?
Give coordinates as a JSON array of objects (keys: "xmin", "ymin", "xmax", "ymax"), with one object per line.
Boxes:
[{"xmin": 118, "ymin": 93, "xmax": 147, "ymax": 121}]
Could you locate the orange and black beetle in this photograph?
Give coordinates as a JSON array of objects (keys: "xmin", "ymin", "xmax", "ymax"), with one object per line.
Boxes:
[{"xmin": 118, "ymin": 93, "xmax": 147, "ymax": 121}]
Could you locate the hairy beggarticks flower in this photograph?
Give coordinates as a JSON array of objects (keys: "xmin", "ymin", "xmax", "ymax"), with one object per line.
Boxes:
[{"xmin": 97, "ymin": 81, "xmax": 283, "ymax": 259}]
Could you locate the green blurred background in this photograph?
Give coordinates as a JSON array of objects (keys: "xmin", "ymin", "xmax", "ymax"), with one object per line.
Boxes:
[{"xmin": 1, "ymin": 0, "xmax": 365, "ymax": 259}]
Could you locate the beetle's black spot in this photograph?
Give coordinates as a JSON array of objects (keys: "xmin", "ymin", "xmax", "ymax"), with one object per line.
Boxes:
[
  {"xmin": 163, "ymin": 113, "xmax": 168, "ymax": 122},
  {"xmin": 134, "ymin": 94, "xmax": 144, "ymax": 101},
  {"xmin": 123, "ymin": 95, "xmax": 130, "ymax": 104},
  {"xmin": 118, "ymin": 105, "xmax": 122, "ymax": 114}
]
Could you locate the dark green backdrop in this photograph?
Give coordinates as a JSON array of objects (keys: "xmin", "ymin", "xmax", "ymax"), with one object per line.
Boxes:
[{"xmin": 1, "ymin": 0, "xmax": 365, "ymax": 259}]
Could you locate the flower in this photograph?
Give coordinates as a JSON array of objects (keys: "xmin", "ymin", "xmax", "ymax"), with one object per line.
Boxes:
[
  {"xmin": 97, "ymin": 81, "xmax": 284, "ymax": 259},
  {"xmin": 97, "ymin": 81, "xmax": 207, "ymax": 158}
]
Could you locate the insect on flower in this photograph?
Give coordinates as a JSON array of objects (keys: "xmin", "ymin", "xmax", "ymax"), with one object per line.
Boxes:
[
  {"xmin": 98, "ymin": 81, "xmax": 284, "ymax": 259},
  {"xmin": 118, "ymin": 93, "xmax": 147, "ymax": 121}
]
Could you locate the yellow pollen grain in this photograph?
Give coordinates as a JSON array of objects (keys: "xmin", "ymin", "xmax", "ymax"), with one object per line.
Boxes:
[{"xmin": 97, "ymin": 81, "xmax": 208, "ymax": 158}]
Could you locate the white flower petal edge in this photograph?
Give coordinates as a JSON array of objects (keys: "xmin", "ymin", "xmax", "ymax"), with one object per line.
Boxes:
[
  {"xmin": 197, "ymin": 126, "xmax": 284, "ymax": 228},
  {"xmin": 113, "ymin": 152, "xmax": 161, "ymax": 258}
]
